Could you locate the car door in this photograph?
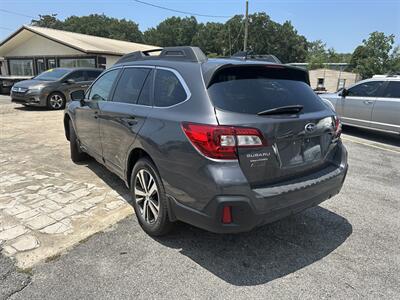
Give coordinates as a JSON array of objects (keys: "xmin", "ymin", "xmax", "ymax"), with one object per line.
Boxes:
[
  {"xmin": 61, "ymin": 70, "xmax": 87, "ymax": 97},
  {"xmin": 74, "ymin": 69, "xmax": 121, "ymax": 160},
  {"xmin": 371, "ymin": 81, "xmax": 400, "ymax": 133},
  {"xmin": 339, "ymin": 80, "xmax": 384, "ymax": 128},
  {"xmin": 99, "ymin": 67, "xmax": 154, "ymax": 177}
]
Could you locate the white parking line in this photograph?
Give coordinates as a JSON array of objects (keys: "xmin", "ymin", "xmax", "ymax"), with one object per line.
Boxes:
[{"xmin": 342, "ymin": 136, "xmax": 400, "ymax": 154}]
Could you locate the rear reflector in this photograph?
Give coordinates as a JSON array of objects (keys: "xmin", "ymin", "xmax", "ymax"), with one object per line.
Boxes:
[
  {"xmin": 222, "ymin": 206, "xmax": 232, "ymax": 224},
  {"xmin": 181, "ymin": 122, "xmax": 266, "ymax": 159}
]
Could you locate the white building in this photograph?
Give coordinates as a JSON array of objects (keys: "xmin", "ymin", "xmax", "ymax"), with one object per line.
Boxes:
[{"xmin": 0, "ymin": 25, "xmax": 159, "ymax": 76}]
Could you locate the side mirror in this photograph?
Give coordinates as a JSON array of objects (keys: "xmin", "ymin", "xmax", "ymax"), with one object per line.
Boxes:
[
  {"xmin": 65, "ymin": 79, "xmax": 75, "ymax": 85},
  {"xmin": 341, "ymin": 88, "xmax": 348, "ymax": 98},
  {"xmin": 70, "ymin": 90, "xmax": 85, "ymax": 104}
]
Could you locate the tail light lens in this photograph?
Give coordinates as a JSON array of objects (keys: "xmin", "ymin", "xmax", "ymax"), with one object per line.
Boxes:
[
  {"xmin": 333, "ymin": 115, "xmax": 342, "ymax": 139},
  {"xmin": 181, "ymin": 122, "xmax": 266, "ymax": 159}
]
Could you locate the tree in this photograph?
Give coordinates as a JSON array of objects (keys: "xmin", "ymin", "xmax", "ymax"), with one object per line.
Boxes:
[
  {"xmin": 192, "ymin": 22, "xmax": 225, "ymax": 56},
  {"xmin": 31, "ymin": 14, "xmax": 143, "ymax": 43},
  {"xmin": 31, "ymin": 14, "xmax": 62, "ymax": 28},
  {"xmin": 351, "ymin": 32, "xmax": 396, "ymax": 78},
  {"xmin": 143, "ymin": 17, "xmax": 198, "ymax": 47},
  {"xmin": 306, "ymin": 40, "xmax": 327, "ymax": 69}
]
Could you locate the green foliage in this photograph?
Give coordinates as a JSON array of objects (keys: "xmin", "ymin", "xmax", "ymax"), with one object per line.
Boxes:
[
  {"xmin": 31, "ymin": 13, "xmax": 398, "ymax": 75},
  {"xmin": 143, "ymin": 16, "xmax": 198, "ymax": 47},
  {"xmin": 350, "ymin": 32, "xmax": 397, "ymax": 79},
  {"xmin": 306, "ymin": 40, "xmax": 351, "ymax": 70},
  {"xmin": 31, "ymin": 14, "xmax": 143, "ymax": 43}
]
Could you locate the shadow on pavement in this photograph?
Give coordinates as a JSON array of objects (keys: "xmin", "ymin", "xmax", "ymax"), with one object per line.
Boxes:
[
  {"xmin": 342, "ymin": 125, "xmax": 400, "ymax": 147},
  {"xmin": 155, "ymin": 206, "xmax": 352, "ymax": 286},
  {"xmin": 14, "ymin": 106, "xmax": 50, "ymax": 112},
  {"xmin": 84, "ymin": 158, "xmax": 132, "ymax": 202},
  {"xmin": 80, "ymin": 153, "xmax": 352, "ymax": 286}
]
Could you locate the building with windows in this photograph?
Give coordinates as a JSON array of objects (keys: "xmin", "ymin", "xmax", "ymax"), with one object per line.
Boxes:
[
  {"xmin": 288, "ymin": 63, "xmax": 361, "ymax": 92},
  {"xmin": 0, "ymin": 25, "xmax": 159, "ymax": 76}
]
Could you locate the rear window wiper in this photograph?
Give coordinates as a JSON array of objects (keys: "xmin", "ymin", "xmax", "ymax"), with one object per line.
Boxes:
[{"xmin": 257, "ymin": 105, "xmax": 304, "ymax": 116}]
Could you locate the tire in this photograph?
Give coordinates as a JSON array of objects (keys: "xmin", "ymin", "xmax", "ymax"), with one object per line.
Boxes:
[
  {"xmin": 47, "ymin": 92, "xmax": 66, "ymax": 110},
  {"xmin": 130, "ymin": 158, "xmax": 173, "ymax": 236},
  {"xmin": 69, "ymin": 120, "xmax": 87, "ymax": 163}
]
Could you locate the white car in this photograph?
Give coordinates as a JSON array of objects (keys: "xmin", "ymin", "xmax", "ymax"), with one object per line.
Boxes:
[{"xmin": 322, "ymin": 75, "xmax": 400, "ymax": 134}]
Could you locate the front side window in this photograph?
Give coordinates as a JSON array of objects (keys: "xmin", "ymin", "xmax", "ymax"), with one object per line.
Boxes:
[
  {"xmin": 112, "ymin": 68, "xmax": 151, "ymax": 104},
  {"xmin": 65, "ymin": 71, "xmax": 85, "ymax": 82},
  {"xmin": 154, "ymin": 69, "xmax": 187, "ymax": 107},
  {"xmin": 88, "ymin": 69, "xmax": 119, "ymax": 101},
  {"xmin": 347, "ymin": 81, "xmax": 384, "ymax": 97},
  {"xmin": 9, "ymin": 59, "xmax": 34, "ymax": 76},
  {"xmin": 86, "ymin": 70, "xmax": 102, "ymax": 81},
  {"xmin": 382, "ymin": 81, "xmax": 400, "ymax": 98},
  {"xmin": 208, "ymin": 66, "xmax": 325, "ymax": 114}
]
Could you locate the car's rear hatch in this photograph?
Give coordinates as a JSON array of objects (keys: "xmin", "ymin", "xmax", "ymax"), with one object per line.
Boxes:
[{"xmin": 206, "ymin": 64, "xmax": 340, "ymax": 187}]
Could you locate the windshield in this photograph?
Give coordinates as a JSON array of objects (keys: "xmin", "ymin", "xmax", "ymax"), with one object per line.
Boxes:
[
  {"xmin": 34, "ymin": 69, "xmax": 70, "ymax": 81},
  {"xmin": 208, "ymin": 66, "xmax": 326, "ymax": 114}
]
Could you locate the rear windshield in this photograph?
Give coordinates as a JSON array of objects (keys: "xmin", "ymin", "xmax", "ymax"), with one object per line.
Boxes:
[
  {"xmin": 34, "ymin": 69, "xmax": 70, "ymax": 81},
  {"xmin": 207, "ymin": 66, "xmax": 326, "ymax": 114}
]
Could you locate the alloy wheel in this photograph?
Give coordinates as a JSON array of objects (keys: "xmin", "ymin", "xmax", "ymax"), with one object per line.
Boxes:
[
  {"xmin": 49, "ymin": 94, "xmax": 64, "ymax": 109},
  {"xmin": 134, "ymin": 169, "xmax": 160, "ymax": 224}
]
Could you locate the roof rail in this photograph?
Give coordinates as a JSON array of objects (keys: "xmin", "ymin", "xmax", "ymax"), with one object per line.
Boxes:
[
  {"xmin": 231, "ymin": 51, "xmax": 282, "ymax": 64},
  {"xmin": 372, "ymin": 74, "xmax": 400, "ymax": 78},
  {"xmin": 115, "ymin": 46, "xmax": 208, "ymax": 64}
]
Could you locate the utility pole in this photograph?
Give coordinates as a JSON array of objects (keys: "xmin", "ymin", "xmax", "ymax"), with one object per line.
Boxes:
[{"xmin": 243, "ymin": 0, "xmax": 249, "ymax": 52}]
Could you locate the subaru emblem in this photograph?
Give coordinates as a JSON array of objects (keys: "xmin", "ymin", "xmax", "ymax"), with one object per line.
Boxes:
[{"xmin": 305, "ymin": 123, "xmax": 316, "ymax": 133}]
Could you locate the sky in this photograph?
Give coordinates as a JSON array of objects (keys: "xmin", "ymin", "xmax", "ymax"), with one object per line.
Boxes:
[{"xmin": 0, "ymin": 0, "xmax": 399, "ymax": 53}]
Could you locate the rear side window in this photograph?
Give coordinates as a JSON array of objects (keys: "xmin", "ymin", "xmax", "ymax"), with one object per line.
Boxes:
[
  {"xmin": 382, "ymin": 81, "xmax": 400, "ymax": 98},
  {"xmin": 86, "ymin": 70, "xmax": 102, "ymax": 81},
  {"xmin": 112, "ymin": 68, "xmax": 151, "ymax": 104},
  {"xmin": 137, "ymin": 70, "xmax": 153, "ymax": 106},
  {"xmin": 207, "ymin": 66, "xmax": 325, "ymax": 114},
  {"xmin": 154, "ymin": 69, "xmax": 187, "ymax": 107}
]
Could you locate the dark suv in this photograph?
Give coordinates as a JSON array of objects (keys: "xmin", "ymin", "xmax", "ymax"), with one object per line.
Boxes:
[{"xmin": 65, "ymin": 47, "xmax": 348, "ymax": 236}]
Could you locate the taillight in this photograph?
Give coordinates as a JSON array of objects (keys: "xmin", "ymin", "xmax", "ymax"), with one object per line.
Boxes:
[
  {"xmin": 181, "ymin": 122, "xmax": 266, "ymax": 159},
  {"xmin": 333, "ymin": 115, "xmax": 342, "ymax": 139}
]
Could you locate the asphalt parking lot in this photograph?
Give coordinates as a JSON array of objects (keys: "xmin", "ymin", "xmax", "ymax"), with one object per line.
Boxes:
[{"xmin": 1, "ymin": 94, "xmax": 399, "ymax": 299}]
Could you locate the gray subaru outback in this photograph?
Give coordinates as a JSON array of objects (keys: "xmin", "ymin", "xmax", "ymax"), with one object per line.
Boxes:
[{"xmin": 64, "ymin": 47, "xmax": 348, "ymax": 236}]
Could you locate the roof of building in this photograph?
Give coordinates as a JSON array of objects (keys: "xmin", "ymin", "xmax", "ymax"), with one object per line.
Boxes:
[{"xmin": 0, "ymin": 25, "xmax": 159, "ymax": 56}]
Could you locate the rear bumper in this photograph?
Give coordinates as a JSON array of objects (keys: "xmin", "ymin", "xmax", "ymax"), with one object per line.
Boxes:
[{"xmin": 169, "ymin": 157, "xmax": 348, "ymax": 234}]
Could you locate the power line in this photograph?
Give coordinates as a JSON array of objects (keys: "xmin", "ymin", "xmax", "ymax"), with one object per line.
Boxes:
[
  {"xmin": 0, "ymin": 8, "xmax": 35, "ymax": 19},
  {"xmin": 133, "ymin": 0, "xmax": 231, "ymax": 19},
  {"xmin": 0, "ymin": 26, "xmax": 14, "ymax": 31}
]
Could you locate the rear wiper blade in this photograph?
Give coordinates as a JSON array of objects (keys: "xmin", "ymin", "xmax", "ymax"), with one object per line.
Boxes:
[{"xmin": 257, "ymin": 105, "xmax": 304, "ymax": 116}]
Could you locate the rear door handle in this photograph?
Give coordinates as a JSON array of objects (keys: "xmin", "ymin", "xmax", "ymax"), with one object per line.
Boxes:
[
  {"xmin": 124, "ymin": 116, "xmax": 137, "ymax": 126},
  {"xmin": 363, "ymin": 100, "xmax": 373, "ymax": 104}
]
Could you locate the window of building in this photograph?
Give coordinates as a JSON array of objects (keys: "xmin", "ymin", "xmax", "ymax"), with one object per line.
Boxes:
[
  {"xmin": 337, "ymin": 78, "xmax": 346, "ymax": 90},
  {"xmin": 36, "ymin": 59, "xmax": 45, "ymax": 74},
  {"xmin": 88, "ymin": 69, "xmax": 120, "ymax": 101},
  {"xmin": 59, "ymin": 58, "xmax": 96, "ymax": 68},
  {"xmin": 47, "ymin": 58, "xmax": 56, "ymax": 69},
  {"xmin": 9, "ymin": 59, "xmax": 34, "ymax": 76},
  {"xmin": 154, "ymin": 69, "xmax": 187, "ymax": 107},
  {"xmin": 317, "ymin": 78, "xmax": 324, "ymax": 86},
  {"xmin": 112, "ymin": 68, "xmax": 151, "ymax": 104},
  {"xmin": 382, "ymin": 81, "xmax": 400, "ymax": 98}
]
